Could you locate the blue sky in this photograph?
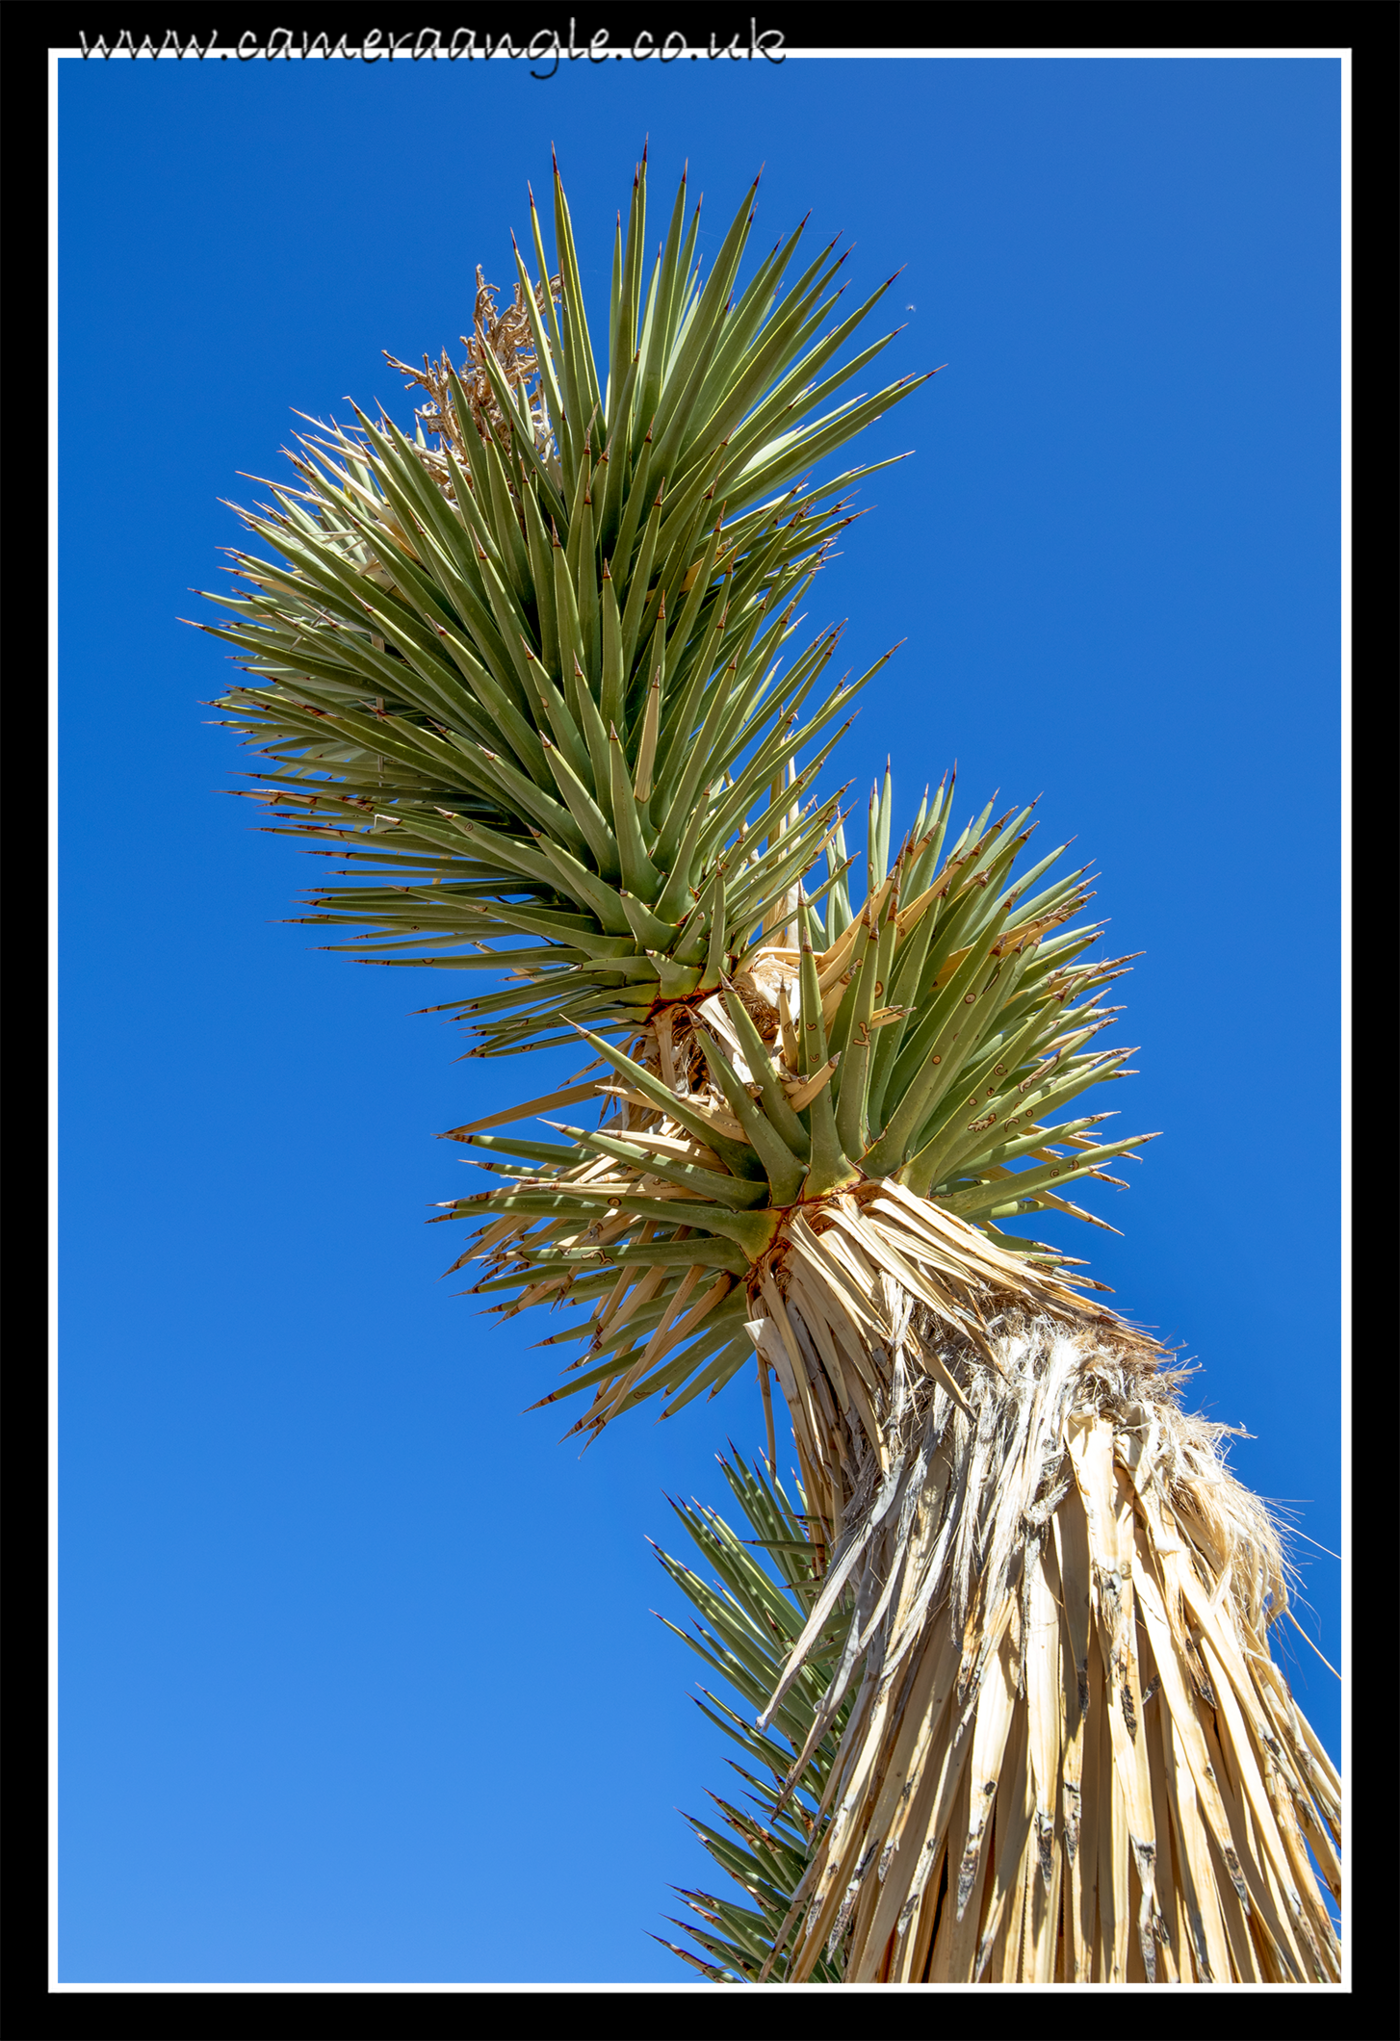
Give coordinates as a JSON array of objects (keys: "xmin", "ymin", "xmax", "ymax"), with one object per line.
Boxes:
[{"xmin": 57, "ymin": 52, "xmax": 1343, "ymax": 1985}]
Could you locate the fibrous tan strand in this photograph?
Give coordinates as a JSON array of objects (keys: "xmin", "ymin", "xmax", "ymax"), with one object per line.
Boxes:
[
  {"xmin": 748, "ymin": 1284, "xmax": 1339, "ymax": 1984},
  {"xmin": 385, "ymin": 266, "xmax": 563, "ymax": 467}
]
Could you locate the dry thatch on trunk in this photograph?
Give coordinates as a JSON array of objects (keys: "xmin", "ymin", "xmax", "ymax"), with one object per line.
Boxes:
[{"xmin": 743, "ymin": 1206, "xmax": 1340, "ymax": 1982}]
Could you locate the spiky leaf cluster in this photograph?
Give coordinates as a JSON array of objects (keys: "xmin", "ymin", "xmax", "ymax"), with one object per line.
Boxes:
[
  {"xmin": 651, "ymin": 1453, "xmax": 852, "ymax": 1983},
  {"xmin": 196, "ymin": 155, "xmax": 927, "ymax": 1053},
  {"xmin": 436, "ymin": 777, "xmax": 1155, "ymax": 1439}
]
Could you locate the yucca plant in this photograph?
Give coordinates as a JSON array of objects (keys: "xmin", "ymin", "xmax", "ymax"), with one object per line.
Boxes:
[
  {"xmin": 199, "ymin": 154, "xmax": 1340, "ymax": 1984},
  {"xmin": 650, "ymin": 1450, "xmax": 853, "ymax": 1983}
]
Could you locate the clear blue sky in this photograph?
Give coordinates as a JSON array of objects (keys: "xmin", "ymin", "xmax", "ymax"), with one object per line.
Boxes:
[{"xmin": 58, "ymin": 52, "xmax": 1343, "ymax": 1985}]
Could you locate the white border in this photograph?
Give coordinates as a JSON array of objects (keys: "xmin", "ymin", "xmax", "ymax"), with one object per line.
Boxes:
[
  {"xmin": 48, "ymin": 37, "xmax": 63, "ymax": 2005},
  {"xmin": 49, "ymin": 43, "xmax": 1355, "ymax": 1992},
  {"xmin": 1336, "ymin": 45, "xmax": 1352, "ymax": 1983}
]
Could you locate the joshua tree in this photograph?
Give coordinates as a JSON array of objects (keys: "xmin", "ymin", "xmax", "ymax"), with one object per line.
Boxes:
[
  {"xmin": 651, "ymin": 1449, "xmax": 856, "ymax": 1983},
  {"xmin": 198, "ymin": 155, "xmax": 1340, "ymax": 1984}
]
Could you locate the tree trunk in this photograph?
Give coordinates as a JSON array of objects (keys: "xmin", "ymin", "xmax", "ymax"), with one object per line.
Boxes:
[{"xmin": 743, "ymin": 1192, "xmax": 1341, "ymax": 1983}]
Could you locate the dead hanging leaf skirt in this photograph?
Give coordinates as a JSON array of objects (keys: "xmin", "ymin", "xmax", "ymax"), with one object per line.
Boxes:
[{"xmin": 742, "ymin": 1199, "xmax": 1341, "ymax": 1984}]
